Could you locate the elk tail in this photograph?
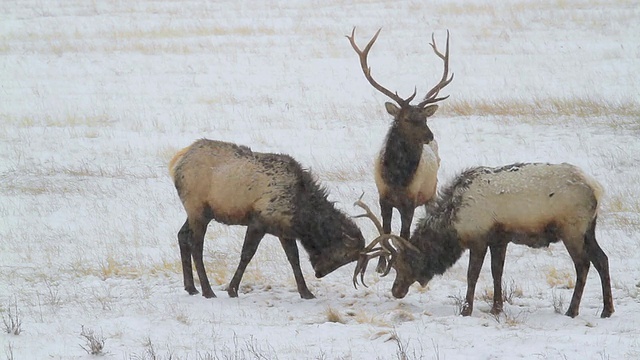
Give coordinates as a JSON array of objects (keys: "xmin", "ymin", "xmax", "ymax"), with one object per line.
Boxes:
[{"xmin": 168, "ymin": 146, "xmax": 191, "ymax": 182}]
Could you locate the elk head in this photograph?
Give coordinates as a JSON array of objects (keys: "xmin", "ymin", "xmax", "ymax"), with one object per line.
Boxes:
[{"xmin": 346, "ymin": 27, "xmax": 453, "ymax": 145}]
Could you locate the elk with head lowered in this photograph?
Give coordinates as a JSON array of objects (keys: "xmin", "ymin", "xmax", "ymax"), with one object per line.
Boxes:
[
  {"xmin": 354, "ymin": 162, "xmax": 614, "ymax": 318},
  {"xmin": 169, "ymin": 139, "xmax": 365, "ymax": 299},
  {"xmin": 346, "ymin": 28, "xmax": 453, "ymax": 272}
]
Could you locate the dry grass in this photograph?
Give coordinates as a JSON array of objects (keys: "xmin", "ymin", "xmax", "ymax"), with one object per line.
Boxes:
[
  {"xmin": 479, "ymin": 279, "xmax": 524, "ymax": 306},
  {"xmin": 491, "ymin": 308, "xmax": 530, "ymax": 327},
  {"xmin": 435, "ymin": 0, "xmax": 635, "ymax": 15},
  {"xmin": 2, "ymin": 299, "xmax": 22, "ymax": 336},
  {"xmin": 551, "ymin": 290, "xmax": 566, "ymax": 314},
  {"xmin": 2, "ymin": 114, "xmax": 114, "ymax": 128},
  {"xmin": 325, "ymin": 306, "xmax": 346, "ymax": 324},
  {"xmin": 443, "ymin": 97, "xmax": 640, "ymax": 119},
  {"xmin": 546, "ymin": 267, "xmax": 576, "ymax": 289},
  {"xmin": 604, "ymin": 194, "xmax": 640, "ymax": 228},
  {"xmin": 79, "ymin": 325, "xmax": 106, "ymax": 356},
  {"xmin": 354, "ymin": 311, "xmax": 390, "ymax": 327}
]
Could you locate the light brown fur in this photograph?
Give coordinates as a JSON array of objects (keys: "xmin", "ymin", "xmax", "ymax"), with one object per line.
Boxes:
[
  {"xmin": 171, "ymin": 140, "xmax": 294, "ymax": 228},
  {"xmin": 454, "ymin": 163, "xmax": 600, "ymax": 243},
  {"xmin": 359, "ymin": 162, "xmax": 614, "ymax": 319},
  {"xmin": 170, "ymin": 139, "xmax": 365, "ymax": 299}
]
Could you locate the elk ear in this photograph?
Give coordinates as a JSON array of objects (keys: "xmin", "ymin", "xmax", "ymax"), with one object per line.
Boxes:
[
  {"xmin": 385, "ymin": 102, "xmax": 400, "ymax": 116},
  {"xmin": 421, "ymin": 104, "xmax": 439, "ymax": 118}
]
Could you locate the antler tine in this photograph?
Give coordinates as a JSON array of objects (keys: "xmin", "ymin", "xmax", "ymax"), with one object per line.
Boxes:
[
  {"xmin": 347, "ymin": 27, "xmax": 406, "ymax": 105},
  {"xmin": 352, "ymin": 232, "xmax": 423, "ymax": 289},
  {"xmin": 418, "ymin": 30, "xmax": 454, "ymax": 108},
  {"xmin": 352, "ymin": 248, "xmax": 390, "ymax": 288},
  {"xmin": 352, "ymin": 233, "xmax": 403, "ymax": 288},
  {"xmin": 353, "ymin": 192, "xmax": 384, "ymax": 235},
  {"xmin": 381, "ymin": 233, "xmax": 422, "ymax": 253}
]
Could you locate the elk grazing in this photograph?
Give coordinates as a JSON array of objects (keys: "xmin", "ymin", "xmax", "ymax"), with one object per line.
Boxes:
[
  {"xmin": 346, "ymin": 28, "xmax": 453, "ymax": 271},
  {"xmin": 169, "ymin": 139, "xmax": 365, "ymax": 299},
  {"xmin": 354, "ymin": 163, "xmax": 614, "ymax": 318}
]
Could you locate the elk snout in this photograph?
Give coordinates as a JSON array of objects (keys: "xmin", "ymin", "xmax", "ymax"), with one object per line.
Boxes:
[
  {"xmin": 392, "ymin": 282, "xmax": 410, "ymax": 299},
  {"xmin": 423, "ymin": 129, "xmax": 434, "ymax": 144},
  {"xmin": 391, "ymin": 278, "xmax": 412, "ymax": 298}
]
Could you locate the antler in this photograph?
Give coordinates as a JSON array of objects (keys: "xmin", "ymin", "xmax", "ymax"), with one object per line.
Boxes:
[
  {"xmin": 418, "ymin": 30, "xmax": 454, "ymax": 108},
  {"xmin": 353, "ymin": 192, "xmax": 383, "ymax": 235},
  {"xmin": 352, "ymin": 195, "xmax": 422, "ymax": 288},
  {"xmin": 352, "ymin": 234, "xmax": 395, "ymax": 288},
  {"xmin": 346, "ymin": 27, "xmax": 416, "ymax": 106},
  {"xmin": 352, "ymin": 233, "xmax": 421, "ymax": 288}
]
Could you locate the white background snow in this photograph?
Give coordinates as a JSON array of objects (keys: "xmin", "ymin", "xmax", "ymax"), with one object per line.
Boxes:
[{"xmin": 1, "ymin": 0, "xmax": 639, "ymax": 359}]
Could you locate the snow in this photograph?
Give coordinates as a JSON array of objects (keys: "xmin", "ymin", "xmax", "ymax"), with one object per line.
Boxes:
[{"xmin": 1, "ymin": 0, "xmax": 639, "ymax": 359}]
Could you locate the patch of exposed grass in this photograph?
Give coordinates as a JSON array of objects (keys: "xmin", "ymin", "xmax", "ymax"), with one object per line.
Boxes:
[
  {"xmin": 480, "ymin": 279, "xmax": 524, "ymax": 306},
  {"xmin": 325, "ymin": 306, "xmax": 346, "ymax": 324},
  {"xmin": 605, "ymin": 194, "xmax": 640, "ymax": 229},
  {"xmin": 546, "ymin": 267, "xmax": 575, "ymax": 289},
  {"xmin": 317, "ymin": 161, "xmax": 370, "ymax": 182},
  {"xmin": 79, "ymin": 325, "xmax": 106, "ymax": 356},
  {"xmin": 607, "ymin": 194, "xmax": 640, "ymax": 213},
  {"xmin": 491, "ymin": 308, "xmax": 530, "ymax": 327},
  {"xmin": 443, "ymin": 97, "xmax": 640, "ymax": 119},
  {"xmin": 1, "ymin": 114, "xmax": 114, "ymax": 128},
  {"xmin": 110, "ymin": 25, "xmax": 276, "ymax": 40}
]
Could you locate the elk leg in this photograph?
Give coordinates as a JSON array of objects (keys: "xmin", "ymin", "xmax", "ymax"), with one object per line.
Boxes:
[
  {"xmin": 462, "ymin": 246, "xmax": 488, "ymax": 316},
  {"xmin": 190, "ymin": 219, "xmax": 215, "ymax": 298},
  {"xmin": 279, "ymin": 237, "xmax": 315, "ymax": 299},
  {"xmin": 584, "ymin": 218, "xmax": 614, "ymax": 318},
  {"xmin": 398, "ymin": 203, "xmax": 415, "ymax": 240},
  {"xmin": 227, "ymin": 224, "xmax": 266, "ymax": 298},
  {"xmin": 563, "ymin": 239, "xmax": 590, "ymax": 318},
  {"xmin": 178, "ymin": 219, "xmax": 198, "ymax": 295},
  {"xmin": 489, "ymin": 243, "xmax": 508, "ymax": 315},
  {"xmin": 376, "ymin": 198, "xmax": 394, "ymax": 273}
]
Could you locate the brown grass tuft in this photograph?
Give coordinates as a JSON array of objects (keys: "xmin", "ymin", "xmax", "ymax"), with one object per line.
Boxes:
[
  {"xmin": 325, "ymin": 307, "xmax": 345, "ymax": 324},
  {"xmin": 443, "ymin": 97, "xmax": 640, "ymax": 119}
]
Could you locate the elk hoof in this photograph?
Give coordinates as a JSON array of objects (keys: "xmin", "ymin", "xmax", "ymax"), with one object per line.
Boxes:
[
  {"xmin": 299, "ymin": 290, "xmax": 316, "ymax": 300},
  {"xmin": 227, "ymin": 288, "xmax": 239, "ymax": 298},
  {"xmin": 490, "ymin": 306, "xmax": 503, "ymax": 315},
  {"xmin": 202, "ymin": 290, "xmax": 216, "ymax": 298},
  {"xmin": 565, "ymin": 308, "xmax": 578, "ymax": 318},
  {"xmin": 600, "ymin": 308, "xmax": 614, "ymax": 318},
  {"xmin": 185, "ymin": 286, "xmax": 199, "ymax": 295},
  {"xmin": 461, "ymin": 305, "xmax": 472, "ymax": 317}
]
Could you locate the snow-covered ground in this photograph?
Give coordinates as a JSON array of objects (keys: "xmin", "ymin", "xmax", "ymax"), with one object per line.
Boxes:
[{"xmin": 1, "ymin": 0, "xmax": 639, "ymax": 359}]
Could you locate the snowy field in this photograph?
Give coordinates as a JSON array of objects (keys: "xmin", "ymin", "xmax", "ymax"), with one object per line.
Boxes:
[{"xmin": 1, "ymin": 0, "xmax": 639, "ymax": 359}]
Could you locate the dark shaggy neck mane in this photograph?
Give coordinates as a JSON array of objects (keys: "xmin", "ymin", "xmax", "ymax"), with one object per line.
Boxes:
[
  {"xmin": 290, "ymin": 167, "xmax": 355, "ymax": 257},
  {"xmin": 381, "ymin": 124, "xmax": 422, "ymax": 188},
  {"xmin": 410, "ymin": 167, "xmax": 486, "ymax": 278}
]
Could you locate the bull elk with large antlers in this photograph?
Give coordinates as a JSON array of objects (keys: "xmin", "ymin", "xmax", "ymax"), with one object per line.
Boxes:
[
  {"xmin": 353, "ymin": 163, "xmax": 614, "ymax": 318},
  {"xmin": 169, "ymin": 139, "xmax": 365, "ymax": 299},
  {"xmin": 346, "ymin": 28, "xmax": 453, "ymax": 272}
]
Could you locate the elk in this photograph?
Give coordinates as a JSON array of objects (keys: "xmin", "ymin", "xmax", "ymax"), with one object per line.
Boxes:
[
  {"xmin": 346, "ymin": 28, "xmax": 453, "ymax": 272},
  {"xmin": 169, "ymin": 139, "xmax": 365, "ymax": 299},
  {"xmin": 354, "ymin": 162, "xmax": 614, "ymax": 318}
]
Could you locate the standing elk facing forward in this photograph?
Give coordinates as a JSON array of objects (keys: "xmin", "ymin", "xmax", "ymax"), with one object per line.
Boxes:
[
  {"xmin": 169, "ymin": 139, "xmax": 365, "ymax": 299},
  {"xmin": 354, "ymin": 163, "xmax": 614, "ymax": 318},
  {"xmin": 347, "ymin": 28, "xmax": 453, "ymax": 271}
]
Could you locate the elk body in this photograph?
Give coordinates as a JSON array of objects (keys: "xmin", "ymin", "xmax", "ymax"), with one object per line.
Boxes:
[
  {"xmin": 169, "ymin": 139, "xmax": 365, "ymax": 299},
  {"xmin": 355, "ymin": 163, "xmax": 614, "ymax": 318},
  {"xmin": 347, "ymin": 28, "xmax": 453, "ymax": 271}
]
